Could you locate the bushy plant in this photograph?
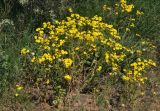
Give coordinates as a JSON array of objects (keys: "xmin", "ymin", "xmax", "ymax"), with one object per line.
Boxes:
[
  {"xmin": 19, "ymin": 1, "xmax": 156, "ymax": 106},
  {"xmin": 0, "ymin": 0, "xmax": 159, "ymax": 110}
]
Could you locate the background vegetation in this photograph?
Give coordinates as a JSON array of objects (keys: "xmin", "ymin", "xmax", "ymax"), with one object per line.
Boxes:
[{"xmin": 0, "ymin": 0, "xmax": 160, "ymax": 110}]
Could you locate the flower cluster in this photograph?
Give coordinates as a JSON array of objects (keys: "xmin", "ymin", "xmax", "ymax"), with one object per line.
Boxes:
[
  {"xmin": 63, "ymin": 58, "xmax": 73, "ymax": 68},
  {"xmin": 120, "ymin": 0, "xmax": 134, "ymax": 13},
  {"xmin": 20, "ymin": 48, "xmax": 29, "ymax": 56},
  {"xmin": 20, "ymin": 10, "xmax": 156, "ymax": 87},
  {"xmin": 122, "ymin": 58, "xmax": 156, "ymax": 83},
  {"xmin": 23, "ymin": 13, "xmax": 124, "ymax": 68},
  {"xmin": 136, "ymin": 10, "xmax": 144, "ymax": 16},
  {"xmin": 15, "ymin": 84, "xmax": 23, "ymax": 97},
  {"xmin": 64, "ymin": 74, "xmax": 72, "ymax": 81}
]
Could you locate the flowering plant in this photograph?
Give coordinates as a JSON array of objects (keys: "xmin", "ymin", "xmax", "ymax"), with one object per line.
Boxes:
[{"xmin": 19, "ymin": 1, "xmax": 156, "ymax": 105}]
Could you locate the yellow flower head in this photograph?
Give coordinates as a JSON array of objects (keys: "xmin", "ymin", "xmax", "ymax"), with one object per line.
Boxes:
[
  {"xmin": 97, "ymin": 66, "xmax": 102, "ymax": 72},
  {"xmin": 122, "ymin": 75, "xmax": 130, "ymax": 81},
  {"xmin": 64, "ymin": 75, "xmax": 72, "ymax": 81},
  {"xmin": 68, "ymin": 8, "xmax": 73, "ymax": 13},
  {"xmin": 120, "ymin": 0, "xmax": 134, "ymax": 13},
  {"xmin": 63, "ymin": 58, "xmax": 73, "ymax": 68},
  {"xmin": 103, "ymin": 5, "xmax": 107, "ymax": 11},
  {"xmin": 136, "ymin": 10, "xmax": 144, "ymax": 16},
  {"xmin": 15, "ymin": 93, "xmax": 19, "ymax": 97},
  {"xmin": 46, "ymin": 79, "xmax": 50, "ymax": 84},
  {"xmin": 16, "ymin": 85, "xmax": 23, "ymax": 91},
  {"xmin": 31, "ymin": 56, "xmax": 36, "ymax": 62},
  {"xmin": 20, "ymin": 48, "xmax": 29, "ymax": 56},
  {"xmin": 43, "ymin": 22, "xmax": 47, "ymax": 28},
  {"xmin": 75, "ymin": 47, "xmax": 80, "ymax": 51}
]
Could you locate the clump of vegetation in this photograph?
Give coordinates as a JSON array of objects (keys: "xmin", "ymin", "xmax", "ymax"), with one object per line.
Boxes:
[
  {"xmin": 0, "ymin": 0, "xmax": 160, "ymax": 110},
  {"xmin": 19, "ymin": 1, "xmax": 156, "ymax": 107}
]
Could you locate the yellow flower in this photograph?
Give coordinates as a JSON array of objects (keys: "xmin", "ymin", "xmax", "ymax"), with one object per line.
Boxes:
[
  {"xmin": 105, "ymin": 52, "xmax": 110, "ymax": 63},
  {"xmin": 130, "ymin": 23, "xmax": 135, "ymax": 27},
  {"xmin": 120, "ymin": 0, "xmax": 134, "ymax": 13},
  {"xmin": 126, "ymin": 28, "xmax": 130, "ymax": 32},
  {"xmin": 39, "ymin": 30, "xmax": 44, "ymax": 35},
  {"xmin": 136, "ymin": 50, "xmax": 142, "ymax": 55},
  {"xmin": 153, "ymin": 92, "xmax": 157, "ymax": 95},
  {"xmin": 136, "ymin": 10, "xmax": 144, "ymax": 16},
  {"xmin": 46, "ymin": 79, "xmax": 50, "ymax": 84},
  {"xmin": 31, "ymin": 56, "xmax": 36, "ymax": 62},
  {"xmin": 122, "ymin": 75, "xmax": 130, "ymax": 81},
  {"xmin": 36, "ymin": 28, "xmax": 41, "ymax": 32},
  {"xmin": 83, "ymin": 51, "xmax": 87, "ymax": 55},
  {"xmin": 63, "ymin": 58, "xmax": 73, "ymax": 68},
  {"xmin": 16, "ymin": 85, "xmax": 23, "ymax": 91},
  {"xmin": 75, "ymin": 47, "xmax": 80, "ymax": 51},
  {"xmin": 15, "ymin": 93, "xmax": 19, "ymax": 97},
  {"xmin": 68, "ymin": 8, "xmax": 73, "ymax": 13},
  {"xmin": 61, "ymin": 50, "xmax": 68, "ymax": 55},
  {"xmin": 125, "ymin": 4, "xmax": 134, "ymax": 13},
  {"xmin": 103, "ymin": 5, "xmax": 107, "ymax": 11},
  {"xmin": 43, "ymin": 22, "xmax": 47, "ymax": 28},
  {"xmin": 141, "ymin": 92, "xmax": 145, "ymax": 96},
  {"xmin": 136, "ymin": 33, "xmax": 141, "ymax": 37},
  {"xmin": 97, "ymin": 66, "xmax": 102, "ymax": 71},
  {"xmin": 64, "ymin": 75, "xmax": 72, "ymax": 81},
  {"xmin": 103, "ymin": 5, "xmax": 111, "ymax": 11},
  {"xmin": 20, "ymin": 48, "xmax": 29, "ymax": 56},
  {"xmin": 59, "ymin": 40, "xmax": 65, "ymax": 46}
]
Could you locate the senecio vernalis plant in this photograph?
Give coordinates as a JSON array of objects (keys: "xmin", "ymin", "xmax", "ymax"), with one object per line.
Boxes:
[
  {"xmin": 19, "ymin": 1, "xmax": 156, "ymax": 103},
  {"xmin": 21, "ymin": 10, "xmax": 155, "ymax": 84}
]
